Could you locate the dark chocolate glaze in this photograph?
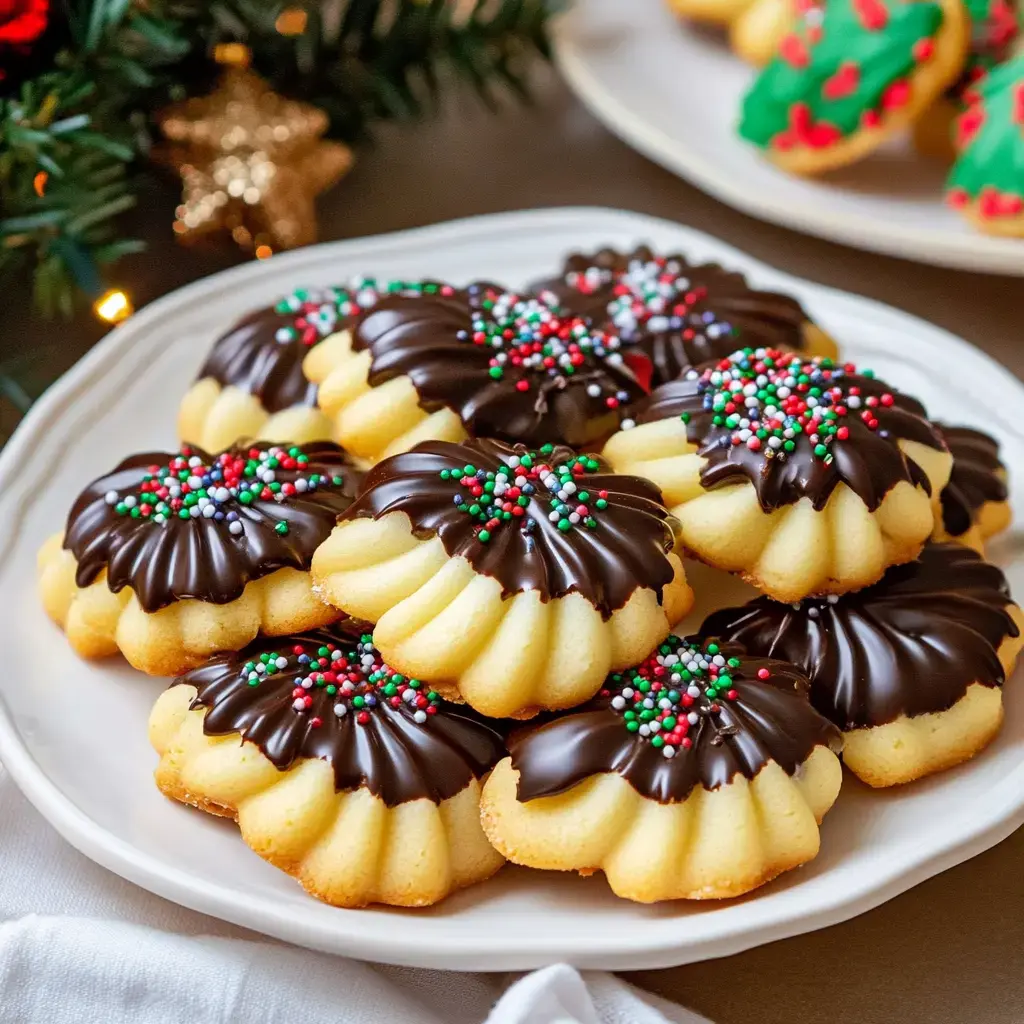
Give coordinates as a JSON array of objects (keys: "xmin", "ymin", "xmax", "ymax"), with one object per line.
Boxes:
[
  {"xmin": 700, "ymin": 543, "xmax": 1020, "ymax": 731},
  {"xmin": 633, "ymin": 363, "xmax": 946, "ymax": 512},
  {"xmin": 349, "ymin": 284, "xmax": 650, "ymax": 448},
  {"xmin": 197, "ymin": 305, "xmax": 320, "ymax": 413},
  {"xmin": 176, "ymin": 627, "xmax": 506, "ymax": 807},
  {"xmin": 937, "ymin": 423, "xmax": 1008, "ymax": 537},
  {"xmin": 533, "ymin": 246, "xmax": 819, "ymax": 386},
  {"xmin": 64, "ymin": 442, "xmax": 362, "ymax": 613},
  {"xmin": 197, "ymin": 284, "xmax": 443, "ymax": 413},
  {"xmin": 509, "ymin": 638, "xmax": 840, "ymax": 804},
  {"xmin": 342, "ymin": 437, "xmax": 680, "ymax": 619}
]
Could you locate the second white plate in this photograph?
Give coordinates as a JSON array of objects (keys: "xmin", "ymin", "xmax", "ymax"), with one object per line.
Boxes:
[
  {"xmin": 1, "ymin": 207, "xmax": 1023, "ymax": 971},
  {"xmin": 555, "ymin": 0, "xmax": 1024, "ymax": 275}
]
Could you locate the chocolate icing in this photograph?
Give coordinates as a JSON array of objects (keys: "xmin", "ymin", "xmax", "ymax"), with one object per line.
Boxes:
[
  {"xmin": 64, "ymin": 442, "xmax": 362, "ymax": 613},
  {"xmin": 509, "ymin": 636, "xmax": 840, "ymax": 804},
  {"xmin": 533, "ymin": 246, "xmax": 818, "ymax": 386},
  {"xmin": 937, "ymin": 422, "xmax": 1007, "ymax": 537},
  {"xmin": 197, "ymin": 283, "xmax": 435, "ymax": 413},
  {"xmin": 632, "ymin": 355, "xmax": 947, "ymax": 512},
  {"xmin": 700, "ymin": 543, "xmax": 1020, "ymax": 730},
  {"xmin": 349, "ymin": 284, "xmax": 650, "ymax": 447},
  {"xmin": 176, "ymin": 627, "xmax": 506, "ymax": 806},
  {"xmin": 198, "ymin": 305, "xmax": 319, "ymax": 413},
  {"xmin": 342, "ymin": 438, "xmax": 679, "ymax": 618}
]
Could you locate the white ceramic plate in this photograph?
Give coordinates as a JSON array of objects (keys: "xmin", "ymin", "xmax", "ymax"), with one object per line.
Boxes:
[
  {"xmin": 1, "ymin": 207, "xmax": 1023, "ymax": 971},
  {"xmin": 554, "ymin": 0, "xmax": 1024, "ymax": 275}
]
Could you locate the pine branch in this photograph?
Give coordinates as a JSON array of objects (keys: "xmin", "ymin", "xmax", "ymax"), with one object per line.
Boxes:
[{"xmin": 1, "ymin": 0, "xmax": 561, "ymax": 320}]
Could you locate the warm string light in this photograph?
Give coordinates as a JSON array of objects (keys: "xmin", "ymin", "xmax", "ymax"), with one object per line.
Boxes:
[
  {"xmin": 93, "ymin": 289, "xmax": 134, "ymax": 324},
  {"xmin": 275, "ymin": 8, "xmax": 308, "ymax": 35}
]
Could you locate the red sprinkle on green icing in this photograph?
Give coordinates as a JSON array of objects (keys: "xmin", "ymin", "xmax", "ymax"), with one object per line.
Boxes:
[
  {"xmin": 947, "ymin": 55, "xmax": 1024, "ymax": 218},
  {"xmin": 739, "ymin": 0, "xmax": 947, "ymax": 150}
]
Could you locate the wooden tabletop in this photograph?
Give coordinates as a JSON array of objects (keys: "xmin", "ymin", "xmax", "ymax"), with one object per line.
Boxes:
[{"xmin": 3, "ymin": 69, "xmax": 1023, "ymax": 1024}]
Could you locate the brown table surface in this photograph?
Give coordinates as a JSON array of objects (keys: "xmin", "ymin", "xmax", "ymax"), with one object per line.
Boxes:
[{"xmin": 4, "ymin": 69, "xmax": 1024, "ymax": 1023}]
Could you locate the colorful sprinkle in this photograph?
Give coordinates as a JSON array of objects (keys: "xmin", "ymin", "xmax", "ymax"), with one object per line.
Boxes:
[
  {"xmin": 458, "ymin": 285, "xmax": 631, "ymax": 407},
  {"xmin": 245, "ymin": 634, "xmax": 441, "ymax": 724},
  {"xmin": 601, "ymin": 638, "xmax": 759, "ymax": 758},
  {"xmin": 691, "ymin": 347, "xmax": 887, "ymax": 464},
  {"xmin": 441, "ymin": 445, "xmax": 608, "ymax": 543},
  {"xmin": 554, "ymin": 255, "xmax": 738, "ymax": 351},
  {"xmin": 273, "ymin": 279, "xmax": 454, "ymax": 347},
  {"xmin": 104, "ymin": 444, "xmax": 345, "ymax": 533}
]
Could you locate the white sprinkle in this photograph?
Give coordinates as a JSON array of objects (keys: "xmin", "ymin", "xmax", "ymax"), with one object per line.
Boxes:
[
  {"xmin": 586, "ymin": 384, "xmax": 602, "ymax": 397},
  {"xmin": 292, "ymin": 698, "xmax": 306, "ymax": 711},
  {"xmin": 688, "ymin": 712, "xmax": 699, "ymax": 725},
  {"xmin": 662, "ymin": 746, "xmax": 676, "ymax": 759},
  {"xmin": 122, "ymin": 495, "xmax": 137, "ymax": 508},
  {"xmin": 638, "ymin": 725, "xmax": 651, "ymax": 737},
  {"xmin": 414, "ymin": 710, "xmax": 428, "ymax": 724},
  {"xmin": 202, "ymin": 505, "xmax": 216, "ymax": 518},
  {"xmin": 622, "ymin": 687, "xmax": 635, "ymax": 699},
  {"xmin": 104, "ymin": 490, "xmax": 119, "ymax": 505},
  {"xmin": 229, "ymin": 521, "xmax": 243, "ymax": 535},
  {"xmin": 334, "ymin": 703, "xmax": 347, "ymax": 718},
  {"xmin": 620, "ymin": 418, "xmax": 636, "ymax": 430},
  {"xmin": 611, "ymin": 695, "xmax": 626, "ymax": 710}
]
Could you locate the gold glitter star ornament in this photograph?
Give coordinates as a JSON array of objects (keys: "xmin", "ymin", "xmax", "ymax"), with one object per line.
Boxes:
[{"xmin": 156, "ymin": 69, "xmax": 353, "ymax": 251}]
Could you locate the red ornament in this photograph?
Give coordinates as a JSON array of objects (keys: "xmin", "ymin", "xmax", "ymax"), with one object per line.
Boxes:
[{"xmin": 0, "ymin": 0, "xmax": 48, "ymax": 47}]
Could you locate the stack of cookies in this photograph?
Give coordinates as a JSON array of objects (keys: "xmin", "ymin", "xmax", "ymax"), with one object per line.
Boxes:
[{"xmin": 36, "ymin": 246, "xmax": 1020, "ymax": 907}]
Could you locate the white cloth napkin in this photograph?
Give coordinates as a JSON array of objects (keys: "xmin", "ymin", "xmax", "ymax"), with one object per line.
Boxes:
[{"xmin": 0, "ymin": 764, "xmax": 709, "ymax": 1024}]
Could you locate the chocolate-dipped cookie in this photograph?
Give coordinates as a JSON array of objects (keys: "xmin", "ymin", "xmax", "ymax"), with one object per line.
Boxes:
[
  {"xmin": 934, "ymin": 422, "xmax": 1011, "ymax": 552},
  {"xmin": 179, "ymin": 281, "xmax": 431, "ymax": 452},
  {"xmin": 311, "ymin": 438, "xmax": 694, "ymax": 718},
  {"xmin": 480, "ymin": 635, "xmax": 843, "ymax": 902},
  {"xmin": 701, "ymin": 543, "xmax": 1024, "ymax": 787},
  {"xmin": 304, "ymin": 283, "xmax": 652, "ymax": 465},
  {"xmin": 603, "ymin": 348, "xmax": 952, "ymax": 602},
  {"xmin": 38, "ymin": 441, "xmax": 361, "ymax": 675},
  {"xmin": 149, "ymin": 627, "xmax": 506, "ymax": 907},
  {"xmin": 533, "ymin": 246, "xmax": 837, "ymax": 386}
]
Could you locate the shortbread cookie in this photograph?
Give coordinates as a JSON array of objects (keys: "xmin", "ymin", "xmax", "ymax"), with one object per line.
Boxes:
[
  {"xmin": 703, "ymin": 544, "xmax": 1024, "ymax": 787},
  {"xmin": 665, "ymin": 0, "xmax": 758, "ymax": 27},
  {"xmin": 739, "ymin": 0, "xmax": 969, "ymax": 175},
  {"xmin": 947, "ymin": 55, "xmax": 1024, "ymax": 235},
  {"xmin": 532, "ymin": 246, "xmax": 837, "ymax": 387},
  {"xmin": 312, "ymin": 438, "xmax": 693, "ymax": 718},
  {"xmin": 304, "ymin": 284, "xmax": 650, "ymax": 464},
  {"xmin": 913, "ymin": 0, "xmax": 1019, "ymax": 158},
  {"xmin": 38, "ymin": 442, "xmax": 361, "ymax": 675},
  {"xmin": 602, "ymin": 349, "xmax": 952, "ymax": 602},
  {"xmin": 480, "ymin": 635, "xmax": 842, "ymax": 902},
  {"xmin": 934, "ymin": 423, "xmax": 1011, "ymax": 551},
  {"xmin": 150, "ymin": 628, "xmax": 506, "ymax": 907},
  {"xmin": 731, "ymin": 0, "xmax": 823, "ymax": 66},
  {"xmin": 179, "ymin": 281, "xmax": 430, "ymax": 451}
]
